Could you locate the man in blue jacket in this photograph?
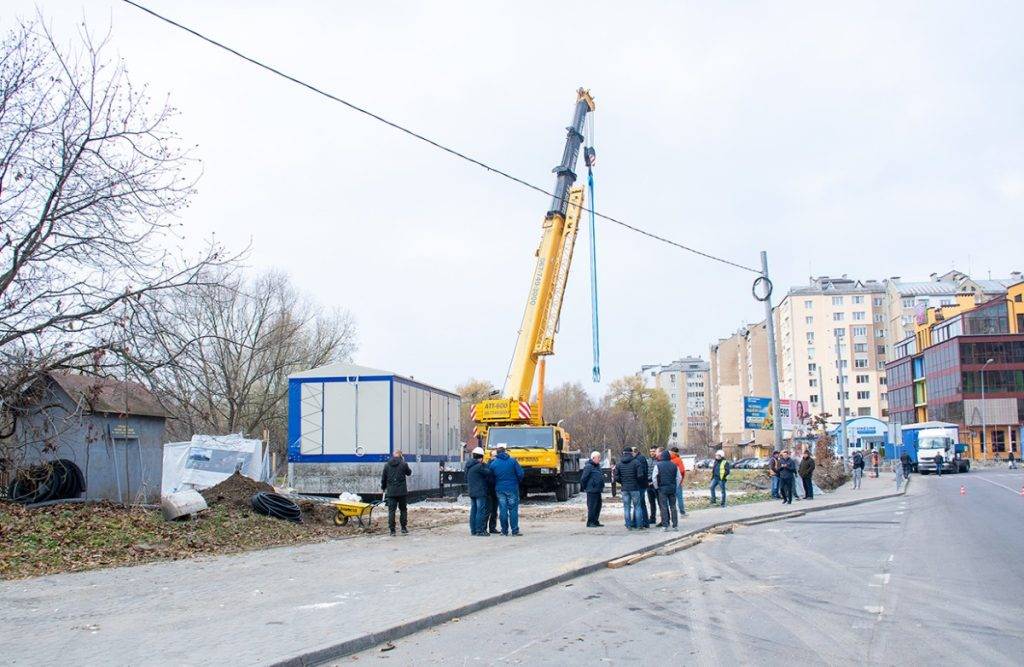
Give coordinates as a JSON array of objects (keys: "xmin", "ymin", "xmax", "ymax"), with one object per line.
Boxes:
[
  {"xmin": 465, "ymin": 447, "xmax": 493, "ymax": 536},
  {"xmin": 579, "ymin": 451, "xmax": 605, "ymax": 527},
  {"xmin": 489, "ymin": 444, "xmax": 525, "ymax": 536}
]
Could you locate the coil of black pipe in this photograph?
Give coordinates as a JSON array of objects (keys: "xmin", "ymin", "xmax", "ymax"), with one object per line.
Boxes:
[
  {"xmin": 6, "ymin": 459, "xmax": 85, "ymax": 504},
  {"xmin": 250, "ymin": 491, "xmax": 302, "ymax": 523}
]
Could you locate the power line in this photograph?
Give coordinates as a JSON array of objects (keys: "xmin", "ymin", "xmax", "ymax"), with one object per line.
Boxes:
[{"xmin": 121, "ymin": 0, "xmax": 761, "ymax": 275}]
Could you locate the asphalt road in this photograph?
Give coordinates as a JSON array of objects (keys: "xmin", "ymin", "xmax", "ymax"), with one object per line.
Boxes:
[{"xmin": 343, "ymin": 470, "xmax": 1024, "ymax": 666}]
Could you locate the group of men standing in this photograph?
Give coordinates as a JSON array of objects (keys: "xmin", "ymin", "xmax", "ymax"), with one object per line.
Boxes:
[
  {"xmin": 768, "ymin": 449, "xmax": 816, "ymax": 504},
  {"xmin": 464, "ymin": 444, "xmax": 525, "ymax": 537},
  {"xmin": 610, "ymin": 446, "xmax": 688, "ymax": 531}
]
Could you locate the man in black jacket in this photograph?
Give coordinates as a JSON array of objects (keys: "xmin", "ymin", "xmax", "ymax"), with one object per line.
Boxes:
[
  {"xmin": 900, "ymin": 452, "xmax": 913, "ymax": 478},
  {"xmin": 798, "ymin": 450, "xmax": 816, "ymax": 499},
  {"xmin": 614, "ymin": 449, "xmax": 643, "ymax": 529},
  {"xmin": 778, "ymin": 450, "xmax": 797, "ymax": 504},
  {"xmin": 646, "ymin": 447, "xmax": 660, "ymax": 527},
  {"xmin": 633, "ymin": 447, "xmax": 651, "ymax": 528},
  {"xmin": 465, "ymin": 447, "xmax": 493, "ymax": 536},
  {"xmin": 652, "ymin": 450, "xmax": 679, "ymax": 531},
  {"xmin": 933, "ymin": 452, "xmax": 944, "ymax": 476},
  {"xmin": 381, "ymin": 450, "xmax": 413, "ymax": 536},
  {"xmin": 579, "ymin": 451, "xmax": 605, "ymax": 527}
]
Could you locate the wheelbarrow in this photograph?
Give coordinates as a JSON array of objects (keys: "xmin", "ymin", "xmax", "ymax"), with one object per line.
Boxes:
[{"xmin": 330, "ymin": 498, "xmax": 383, "ymax": 528}]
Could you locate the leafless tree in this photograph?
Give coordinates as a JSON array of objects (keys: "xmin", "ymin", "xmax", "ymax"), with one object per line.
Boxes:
[
  {"xmin": 0, "ymin": 19, "xmax": 234, "ymax": 450},
  {"xmin": 127, "ymin": 270, "xmax": 357, "ymax": 457}
]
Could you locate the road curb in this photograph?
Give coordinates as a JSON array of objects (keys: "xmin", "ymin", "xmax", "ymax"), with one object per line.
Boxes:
[{"xmin": 271, "ymin": 480, "xmax": 910, "ymax": 666}]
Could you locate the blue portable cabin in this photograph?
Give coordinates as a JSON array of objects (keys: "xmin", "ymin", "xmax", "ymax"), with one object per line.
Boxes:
[
  {"xmin": 286, "ymin": 363, "xmax": 462, "ymax": 498},
  {"xmin": 830, "ymin": 417, "xmax": 892, "ymax": 458}
]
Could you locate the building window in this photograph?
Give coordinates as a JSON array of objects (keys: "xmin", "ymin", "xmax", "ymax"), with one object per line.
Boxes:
[
  {"xmin": 836, "ymin": 360, "xmax": 848, "ymax": 369},
  {"xmin": 855, "ymin": 359, "xmax": 869, "ymax": 368},
  {"xmin": 804, "ymin": 300, "xmax": 813, "ymax": 308},
  {"xmin": 881, "ymin": 392, "xmax": 887, "ymax": 402},
  {"xmin": 857, "ymin": 407, "xmax": 872, "ymax": 416},
  {"xmin": 879, "ymin": 376, "xmax": 887, "ymax": 385},
  {"xmin": 854, "ymin": 343, "xmax": 868, "ymax": 353},
  {"xmin": 832, "ymin": 296, "xmax": 844, "ymax": 306},
  {"xmin": 857, "ymin": 391, "xmax": 871, "ymax": 399},
  {"xmin": 856, "ymin": 374, "xmax": 869, "ymax": 384},
  {"xmin": 873, "ymin": 298, "xmax": 883, "ymax": 307},
  {"xmin": 877, "ymin": 345, "xmax": 886, "ymax": 355},
  {"xmin": 810, "ymin": 394, "xmax": 819, "ymax": 404},
  {"xmin": 853, "ymin": 311, "xmax": 866, "ymax": 321},
  {"xmin": 902, "ymin": 298, "xmax": 914, "ymax": 308},
  {"xmin": 808, "ymin": 347, "xmax": 816, "ymax": 358},
  {"xmin": 837, "ymin": 391, "xmax": 850, "ymax": 400},
  {"xmin": 671, "ymin": 375, "xmax": 676, "ymax": 384},
  {"xmin": 835, "ymin": 328, "xmax": 846, "ymax": 338},
  {"xmin": 834, "ymin": 312, "xmax": 845, "ymax": 322},
  {"xmin": 876, "ymin": 329, "xmax": 886, "ymax": 338},
  {"xmin": 874, "ymin": 314, "xmax": 884, "ymax": 323},
  {"xmin": 853, "ymin": 295, "xmax": 864, "ymax": 304},
  {"xmin": 806, "ymin": 332, "xmax": 815, "ymax": 343},
  {"xmin": 809, "ymin": 378, "xmax": 818, "ymax": 387},
  {"xmin": 851, "ymin": 326, "xmax": 866, "ymax": 337},
  {"xmin": 808, "ymin": 363, "xmax": 817, "ymax": 373},
  {"xmin": 881, "ymin": 408, "xmax": 889, "ymax": 417},
  {"xmin": 805, "ymin": 316, "xmax": 814, "ymax": 324}
]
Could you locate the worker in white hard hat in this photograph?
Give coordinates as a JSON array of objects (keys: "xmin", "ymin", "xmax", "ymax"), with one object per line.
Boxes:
[
  {"xmin": 465, "ymin": 446, "xmax": 494, "ymax": 536},
  {"xmin": 580, "ymin": 450, "xmax": 605, "ymax": 527},
  {"xmin": 710, "ymin": 449, "xmax": 731, "ymax": 507}
]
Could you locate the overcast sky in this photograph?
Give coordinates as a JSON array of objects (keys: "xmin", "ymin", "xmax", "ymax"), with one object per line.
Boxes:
[{"xmin": 10, "ymin": 1, "xmax": 1024, "ymax": 394}]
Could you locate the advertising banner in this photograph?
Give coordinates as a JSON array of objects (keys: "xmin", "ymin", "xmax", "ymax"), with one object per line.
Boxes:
[{"xmin": 743, "ymin": 396, "xmax": 772, "ymax": 430}]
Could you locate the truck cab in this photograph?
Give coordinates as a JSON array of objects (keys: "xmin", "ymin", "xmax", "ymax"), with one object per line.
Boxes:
[
  {"xmin": 484, "ymin": 425, "xmax": 580, "ymax": 501},
  {"xmin": 916, "ymin": 431, "xmax": 971, "ymax": 474}
]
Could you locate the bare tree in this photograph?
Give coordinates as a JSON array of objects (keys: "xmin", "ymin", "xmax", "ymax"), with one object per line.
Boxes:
[
  {"xmin": 127, "ymin": 270, "xmax": 357, "ymax": 456},
  {"xmin": 0, "ymin": 20, "xmax": 233, "ymax": 452},
  {"xmin": 455, "ymin": 378, "xmax": 496, "ymax": 446}
]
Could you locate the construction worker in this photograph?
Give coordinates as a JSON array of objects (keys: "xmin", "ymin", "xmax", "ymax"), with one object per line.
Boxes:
[
  {"xmin": 710, "ymin": 450, "xmax": 730, "ymax": 507},
  {"xmin": 465, "ymin": 447, "xmax": 493, "ymax": 536},
  {"xmin": 381, "ymin": 450, "xmax": 412, "ymax": 536},
  {"xmin": 580, "ymin": 451, "xmax": 605, "ymax": 527}
]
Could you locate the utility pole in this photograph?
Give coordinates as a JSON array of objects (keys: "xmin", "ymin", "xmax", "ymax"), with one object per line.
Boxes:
[
  {"xmin": 836, "ymin": 336, "xmax": 848, "ymax": 457},
  {"xmin": 981, "ymin": 358, "xmax": 994, "ymax": 457},
  {"xmin": 759, "ymin": 251, "xmax": 784, "ymax": 453}
]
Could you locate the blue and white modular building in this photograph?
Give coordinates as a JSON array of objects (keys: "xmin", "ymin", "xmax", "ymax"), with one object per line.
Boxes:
[{"xmin": 287, "ymin": 363, "xmax": 462, "ymax": 497}]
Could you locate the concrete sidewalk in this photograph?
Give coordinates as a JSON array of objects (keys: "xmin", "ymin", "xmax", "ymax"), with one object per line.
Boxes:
[{"xmin": 0, "ymin": 474, "xmax": 903, "ymax": 666}]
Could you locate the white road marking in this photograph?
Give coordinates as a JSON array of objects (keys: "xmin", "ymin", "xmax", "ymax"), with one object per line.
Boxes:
[
  {"xmin": 869, "ymin": 573, "xmax": 891, "ymax": 587},
  {"xmin": 296, "ymin": 601, "xmax": 343, "ymax": 610},
  {"xmin": 975, "ymin": 476, "xmax": 1022, "ymax": 495},
  {"xmin": 894, "ymin": 511, "xmax": 904, "ymax": 515},
  {"xmin": 888, "ymin": 554, "xmax": 894, "ymax": 563},
  {"xmin": 864, "ymin": 605, "xmax": 884, "ymax": 615}
]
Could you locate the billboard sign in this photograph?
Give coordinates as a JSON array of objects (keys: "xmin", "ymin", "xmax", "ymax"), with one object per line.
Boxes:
[
  {"xmin": 743, "ymin": 396, "xmax": 773, "ymax": 430},
  {"xmin": 745, "ymin": 397, "xmax": 809, "ymax": 431}
]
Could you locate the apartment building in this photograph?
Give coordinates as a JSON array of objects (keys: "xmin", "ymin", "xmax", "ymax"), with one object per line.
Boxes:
[
  {"xmin": 639, "ymin": 356, "xmax": 709, "ymax": 448},
  {"xmin": 708, "ymin": 322, "xmax": 772, "ymax": 451},
  {"xmin": 886, "ymin": 281, "xmax": 1024, "ymax": 459},
  {"xmin": 775, "ymin": 276, "xmax": 888, "ymax": 421},
  {"xmin": 883, "ymin": 271, "xmax": 1022, "ymax": 357}
]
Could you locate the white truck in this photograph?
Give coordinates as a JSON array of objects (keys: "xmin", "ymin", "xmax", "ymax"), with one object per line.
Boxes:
[{"xmin": 914, "ymin": 425, "xmax": 971, "ymax": 474}]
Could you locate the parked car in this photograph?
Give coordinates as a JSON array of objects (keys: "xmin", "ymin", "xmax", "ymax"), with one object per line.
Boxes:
[
  {"xmin": 696, "ymin": 458, "xmax": 711, "ymax": 469},
  {"xmin": 750, "ymin": 457, "xmax": 771, "ymax": 469},
  {"xmin": 734, "ymin": 457, "xmax": 756, "ymax": 469}
]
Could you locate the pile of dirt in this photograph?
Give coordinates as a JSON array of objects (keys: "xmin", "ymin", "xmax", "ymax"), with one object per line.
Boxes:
[
  {"xmin": 199, "ymin": 472, "xmax": 274, "ymax": 509},
  {"xmin": 295, "ymin": 498, "xmax": 343, "ymax": 525}
]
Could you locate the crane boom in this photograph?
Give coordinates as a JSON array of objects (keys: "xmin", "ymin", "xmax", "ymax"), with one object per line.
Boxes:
[{"xmin": 502, "ymin": 88, "xmax": 595, "ymax": 404}]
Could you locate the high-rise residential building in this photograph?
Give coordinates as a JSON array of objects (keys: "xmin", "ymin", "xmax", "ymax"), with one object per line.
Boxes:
[
  {"xmin": 639, "ymin": 356, "xmax": 709, "ymax": 448},
  {"xmin": 883, "ymin": 271, "xmax": 1022, "ymax": 357},
  {"xmin": 886, "ymin": 280, "xmax": 1024, "ymax": 459},
  {"xmin": 776, "ymin": 276, "xmax": 888, "ymax": 421},
  {"xmin": 708, "ymin": 322, "xmax": 772, "ymax": 452}
]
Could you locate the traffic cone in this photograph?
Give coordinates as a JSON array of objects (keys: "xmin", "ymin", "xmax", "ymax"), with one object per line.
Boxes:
[{"xmin": 960, "ymin": 485, "xmax": 966, "ymax": 496}]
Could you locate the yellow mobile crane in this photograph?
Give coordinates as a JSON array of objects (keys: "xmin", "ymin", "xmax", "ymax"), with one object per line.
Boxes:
[{"xmin": 473, "ymin": 88, "xmax": 595, "ymax": 501}]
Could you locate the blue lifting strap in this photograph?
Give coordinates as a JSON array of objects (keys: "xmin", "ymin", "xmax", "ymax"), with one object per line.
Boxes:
[{"xmin": 586, "ymin": 166, "xmax": 601, "ymax": 383}]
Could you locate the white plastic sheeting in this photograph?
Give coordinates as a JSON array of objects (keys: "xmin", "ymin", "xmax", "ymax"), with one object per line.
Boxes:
[{"xmin": 161, "ymin": 434, "xmax": 268, "ymax": 496}]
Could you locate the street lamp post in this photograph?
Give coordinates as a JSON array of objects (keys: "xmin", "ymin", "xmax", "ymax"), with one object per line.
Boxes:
[{"xmin": 980, "ymin": 358, "xmax": 994, "ymax": 457}]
